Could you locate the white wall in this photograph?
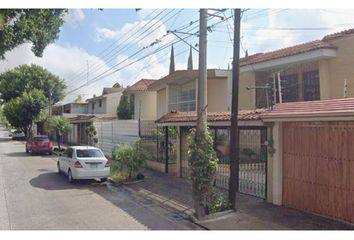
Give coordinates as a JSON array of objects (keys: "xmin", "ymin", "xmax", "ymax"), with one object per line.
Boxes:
[
  {"xmin": 93, "ymin": 119, "xmax": 139, "ymax": 157},
  {"xmin": 106, "ymin": 92, "xmax": 122, "ymax": 117}
]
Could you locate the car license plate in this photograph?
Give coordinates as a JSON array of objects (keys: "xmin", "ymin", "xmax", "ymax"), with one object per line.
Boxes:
[{"xmin": 90, "ymin": 164, "xmax": 98, "ymax": 168}]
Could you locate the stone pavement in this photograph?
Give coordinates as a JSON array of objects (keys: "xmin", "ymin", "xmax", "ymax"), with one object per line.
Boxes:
[{"xmin": 126, "ymin": 168, "xmax": 354, "ymax": 230}]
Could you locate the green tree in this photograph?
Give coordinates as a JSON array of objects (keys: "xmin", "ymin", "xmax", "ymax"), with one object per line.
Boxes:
[
  {"xmin": 48, "ymin": 116, "xmax": 71, "ymax": 150},
  {"xmin": 3, "ymin": 89, "xmax": 46, "ymax": 139},
  {"xmin": 0, "ymin": 9, "xmax": 67, "ymax": 59},
  {"xmin": 0, "ymin": 64, "xmax": 66, "ymax": 104},
  {"xmin": 117, "ymin": 91, "xmax": 132, "ymax": 119},
  {"xmin": 85, "ymin": 125, "xmax": 98, "ymax": 146}
]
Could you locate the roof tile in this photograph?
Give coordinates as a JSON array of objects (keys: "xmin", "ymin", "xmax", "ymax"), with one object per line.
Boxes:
[
  {"xmin": 240, "ymin": 40, "xmax": 336, "ymax": 66},
  {"xmin": 156, "ymin": 109, "xmax": 266, "ymax": 124},
  {"xmin": 127, "ymin": 79, "xmax": 156, "ymax": 92}
]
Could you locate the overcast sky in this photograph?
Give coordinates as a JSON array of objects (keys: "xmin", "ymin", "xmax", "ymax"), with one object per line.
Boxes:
[{"xmin": 1, "ymin": 8, "xmax": 354, "ymax": 103}]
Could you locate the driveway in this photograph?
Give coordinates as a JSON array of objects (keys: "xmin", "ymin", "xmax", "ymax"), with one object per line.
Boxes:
[{"xmin": 0, "ymin": 126, "xmax": 200, "ymax": 230}]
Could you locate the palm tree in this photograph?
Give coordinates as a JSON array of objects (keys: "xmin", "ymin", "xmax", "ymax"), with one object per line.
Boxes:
[{"xmin": 48, "ymin": 116, "xmax": 71, "ymax": 150}]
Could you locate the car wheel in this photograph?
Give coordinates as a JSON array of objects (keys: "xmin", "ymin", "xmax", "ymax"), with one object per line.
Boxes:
[
  {"xmin": 26, "ymin": 147, "xmax": 29, "ymax": 153},
  {"xmin": 30, "ymin": 150, "xmax": 35, "ymax": 156},
  {"xmin": 101, "ymin": 178, "xmax": 108, "ymax": 182},
  {"xmin": 48, "ymin": 151, "xmax": 53, "ymax": 155},
  {"xmin": 68, "ymin": 169, "xmax": 74, "ymax": 183}
]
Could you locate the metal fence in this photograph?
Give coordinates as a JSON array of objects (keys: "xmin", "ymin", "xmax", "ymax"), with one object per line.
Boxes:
[{"xmin": 180, "ymin": 126, "xmax": 267, "ymax": 199}]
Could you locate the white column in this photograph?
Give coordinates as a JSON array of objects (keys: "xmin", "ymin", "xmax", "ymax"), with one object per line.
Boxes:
[{"xmin": 272, "ymin": 122, "xmax": 283, "ymax": 205}]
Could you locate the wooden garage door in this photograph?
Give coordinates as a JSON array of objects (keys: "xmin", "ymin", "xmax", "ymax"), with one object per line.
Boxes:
[{"xmin": 283, "ymin": 121, "xmax": 354, "ymax": 224}]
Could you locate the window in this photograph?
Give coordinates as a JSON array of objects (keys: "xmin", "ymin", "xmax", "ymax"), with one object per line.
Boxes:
[
  {"xmin": 281, "ymin": 74, "xmax": 299, "ymax": 103},
  {"xmin": 64, "ymin": 148, "xmax": 73, "ymax": 158},
  {"xmin": 303, "ymin": 70, "xmax": 320, "ymax": 101},
  {"xmin": 168, "ymin": 81, "xmax": 196, "ymax": 112},
  {"xmin": 76, "ymin": 149, "xmax": 104, "ymax": 158},
  {"xmin": 99, "ymin": 99, "xmax": 102, "ymax": 107}
]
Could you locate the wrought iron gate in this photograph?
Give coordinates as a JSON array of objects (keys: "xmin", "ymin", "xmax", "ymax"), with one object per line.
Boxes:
[{"xmin": 180, "ymin": 126, "xmax": 267, "ymax": 199}]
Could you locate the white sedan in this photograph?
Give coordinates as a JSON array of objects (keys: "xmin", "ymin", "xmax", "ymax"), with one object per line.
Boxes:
[{"xmin": 57, "ymin": 146, "xmax": 110, "ymax": 183}]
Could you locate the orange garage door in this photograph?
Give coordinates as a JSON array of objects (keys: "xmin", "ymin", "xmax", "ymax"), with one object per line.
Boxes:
[{"xmin": 283, "ymin": 121, "xmax": 354, "ymax": 224}]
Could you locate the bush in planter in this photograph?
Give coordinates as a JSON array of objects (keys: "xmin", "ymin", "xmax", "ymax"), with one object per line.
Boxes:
[
  {"xmin": 111, "ymin": 140, "xmax": 146, "ymax": 180},
  {"xmin": 207, "ymin": 190, "xmax": 231, "ymax": 214}
]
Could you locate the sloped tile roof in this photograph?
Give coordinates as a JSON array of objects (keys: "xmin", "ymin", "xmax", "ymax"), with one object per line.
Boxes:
[
  {"xmin": 322, "ymin": 28, "xmax": 354, "ymax": 41},
  {"xmin": 148, "ymin": 69, "xmax": 228, "ymax": 91},
  {"xmin": 240, "ymin": 40, "xmax": 336, "ymax": 66},
  {"xmin": 261, "ymin": 98, "xmax": 354, "ymax": 119},
  {"xmin": 156, "ymin": 109, "xmax": 266, "ymax": 124},
  {"xmin": 102, "ymin": 87, "xmax": 125, "ymax": 95},
  {"xmin": 127, "ymin": 79, "xmax": 156, "ymax": 92}
]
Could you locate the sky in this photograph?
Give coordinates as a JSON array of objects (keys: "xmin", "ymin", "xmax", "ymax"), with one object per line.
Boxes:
[{"xmin": 1, "ymin": 8, "xmax": 354, "ymax": 103}]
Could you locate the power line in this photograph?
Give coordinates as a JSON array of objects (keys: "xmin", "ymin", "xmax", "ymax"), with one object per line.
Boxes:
[
  {"xmin": 65, "ymin": 9, "xmax": 174, "ymax": 87},
  {"xmin": 63, "ymin": 9, "xmax": 161, "ymax": 82}
]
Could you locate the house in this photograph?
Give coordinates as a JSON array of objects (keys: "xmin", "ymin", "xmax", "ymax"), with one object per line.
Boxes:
[
  {"xmin": 52, "ymin": 102, "xmax": 88, "ymax": 118},
  {"xmin": 261, "ymin": 97, "xmax": 354, "ymax": 224},
  {"xmin": 126, "ymin": 78, "xmax": 157, "ymax": 121},
  {"xmin": 85, "ymin": 86, "xmax": 125, "ymax": 117},
  {"xmin": 135, "ymin": 28, "xmax": 354, "ymax": 223},
  {"xmin": 241, "ymin": 28, "xmax": 354, "ymax": 108}
]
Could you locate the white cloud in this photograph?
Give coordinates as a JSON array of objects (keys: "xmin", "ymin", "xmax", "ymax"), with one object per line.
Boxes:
[
  {"xmin": 95, "ymin": 19, "xmax": 173, "ymax": 47},
  {"xmin": 0, "ymin": 43, "xmax": 118, "ymax": 103},
  {"xmin": 241, "ymin": 9, "xmax": 354, "ymax": 55},
  {"xmin": 64, "ymin": 9, "xmax": 85, "ymax": 28}
]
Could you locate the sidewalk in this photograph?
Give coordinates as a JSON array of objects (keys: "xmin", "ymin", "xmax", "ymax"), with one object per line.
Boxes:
[{"xmin": 125, "ymin": 168, "xmax": 354, "ymax": 230}]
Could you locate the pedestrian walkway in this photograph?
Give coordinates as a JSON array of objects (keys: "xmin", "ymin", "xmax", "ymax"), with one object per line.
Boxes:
[{"xmin": 126, "ymin": 168, "xmax": 354, "ymax": 230}]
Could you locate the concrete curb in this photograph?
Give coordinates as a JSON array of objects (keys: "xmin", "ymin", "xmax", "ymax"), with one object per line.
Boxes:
[{"xmin": 190, "ymin": 210, "xmax": 235, "ymax": 224}]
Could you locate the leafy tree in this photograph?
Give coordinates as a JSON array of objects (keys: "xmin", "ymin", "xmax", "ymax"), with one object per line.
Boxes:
[
  {"xmin": 48, "ymin": 116, "xmax": 71, "ymax": 150},
  {"xmin": 3, "ymin": 89, "xmax": 46, "ymax": 139},
  {"xmin": 0, "ymin": 64, "xmax": 66, "ymax": 104},
  {"xmin": 85, "ymin": 125, "xmax": 98, "ymax": 146},
  {"xmin": 117, "ymin": 91, "xmax": 132, "ymax": 119},
  {"xmin": 0, "ymin": 9, "xmax": 67, "ymax": 59}
]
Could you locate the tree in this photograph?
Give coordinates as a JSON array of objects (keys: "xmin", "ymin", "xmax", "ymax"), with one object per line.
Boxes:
[
  {"xmin": 0, "ymin": 64, "xmax": 66, "ymax": 104},
  {"xmin": 48, "ymin": 116, "xmax": 71, "ymax": 150},
  {"xmin": 117, "ymin": 91, "xmax": 132, "ymax": 119},
  {"xmin": 0, "ymin": 9, "xmax": 67, "ymax": 59},
  {"xmin": 3, "ymin": 89, "xmax": 46, "ymax": 139},
  {"xmin": 85, "ymin": 125, "xmax": 98, "ymax": 146}
]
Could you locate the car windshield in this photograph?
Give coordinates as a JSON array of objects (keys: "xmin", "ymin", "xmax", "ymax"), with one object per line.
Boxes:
[
  {"xmin": 76, "ymin": 149, "xmax": 103, "ymax": 158},
  {"xmin": 33, "ymin": 137, "xmax": 49, "ymax": 141}
]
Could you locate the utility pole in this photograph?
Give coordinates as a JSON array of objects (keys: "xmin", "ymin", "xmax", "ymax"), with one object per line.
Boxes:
[
  {"xmin": 196, "ymin": 9, "xmax": 208, "ymax": 135},
  {"xmin": 228, "ymin": 8, "xmax": 241, "ymax": 210},
  {"xmin": 194, "ymin": 8, "xmax": 208, "ymax": 219}
]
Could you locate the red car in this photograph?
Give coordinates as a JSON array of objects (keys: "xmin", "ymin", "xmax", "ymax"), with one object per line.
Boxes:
[{"xmin": 26, "ymin": 135, "xmax": 53, "ymax": 155}]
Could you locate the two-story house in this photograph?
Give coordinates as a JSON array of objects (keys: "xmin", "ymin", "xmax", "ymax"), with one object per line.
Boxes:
[
  {"xmin": 134, "ymin": 28, "xmax": 354, "ymax": 205},
  {"xmin": 85, "ymin": 86, "xmax": 125, "ymax": 117}
]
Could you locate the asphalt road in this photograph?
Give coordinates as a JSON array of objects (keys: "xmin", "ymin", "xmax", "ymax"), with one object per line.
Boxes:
[{"xmin": 0, "ymin": 126, "xmax": 200, "ymax": 230}]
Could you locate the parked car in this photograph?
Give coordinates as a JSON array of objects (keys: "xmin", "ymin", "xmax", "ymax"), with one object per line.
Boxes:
[
  {"xmin": 57, "ymin": 146, "xmax": 111, "ymax": 183},
  {"xmin": 11, "ymin": 130, "xmax": 25, "ymax": 140},
  {"xmin": 26, "ymin": 135, "xmax": 53, "ymax": 155}
]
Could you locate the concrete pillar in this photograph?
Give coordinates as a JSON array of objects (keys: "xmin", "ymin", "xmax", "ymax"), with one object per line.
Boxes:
[
  {"xmin": 319, "ymin": 59, "xmax": 331, "ymax": 100},
  {"xmin": 271, "ymin": 122, "xmax": 283, "ymax": 205}
]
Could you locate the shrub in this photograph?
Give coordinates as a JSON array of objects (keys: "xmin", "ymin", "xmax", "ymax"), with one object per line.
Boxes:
[
  {"xmin": 111, "ymin": 139, "xmax": 146, "ymax": 180},
  {"xmin": 207, "ymin": 189, "xmax": 231, "ymax": 214}
]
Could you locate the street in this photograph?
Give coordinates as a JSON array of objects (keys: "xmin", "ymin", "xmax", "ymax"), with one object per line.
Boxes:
[{"xmin": 0, "ymin": 127, "xmax": 200, "ymax": 230}]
